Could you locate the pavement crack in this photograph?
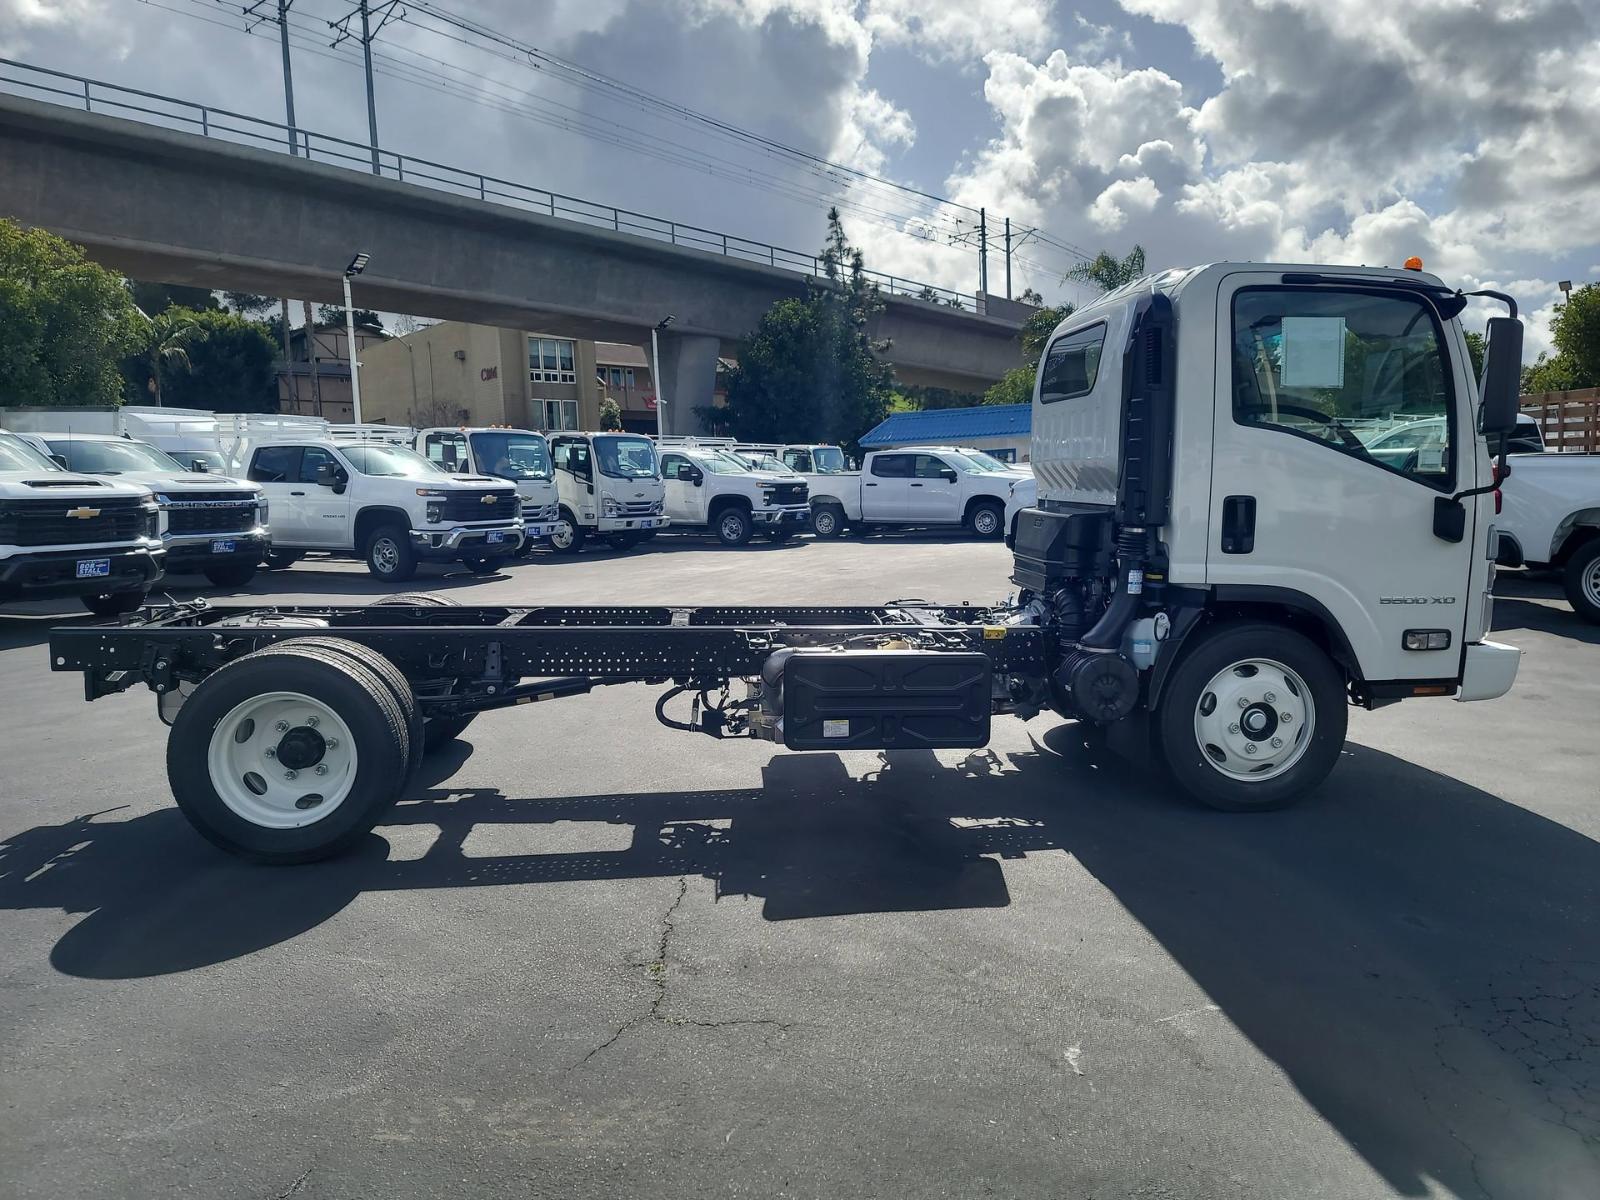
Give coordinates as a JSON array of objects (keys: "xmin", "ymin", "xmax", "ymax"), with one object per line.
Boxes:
[{"xmin": 274, "ymin": 1166, "xmax": 314, "ymax": 1199}]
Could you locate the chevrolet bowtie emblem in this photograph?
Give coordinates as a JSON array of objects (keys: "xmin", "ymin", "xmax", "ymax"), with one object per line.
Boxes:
[
  {"xmin": 66, "ymin": 506, "xmax": 101, "ymax": 519},
  {"xmin": 481, "ymin": 494, "xmax": 496, "ymax": 504}
]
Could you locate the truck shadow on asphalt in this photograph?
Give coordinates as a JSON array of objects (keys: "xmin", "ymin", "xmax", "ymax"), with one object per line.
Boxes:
[
  {"xmin": 1492, "ymin": 572, "xmax": 1600, "ymax": 645},
  {"xmin": 2, "ymin": 732, "xmax": 1596, "ymax": 1196}
]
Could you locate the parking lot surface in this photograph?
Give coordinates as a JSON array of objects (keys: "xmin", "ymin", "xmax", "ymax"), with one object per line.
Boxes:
[{"xmin": 2, "ymin": 537, "xmax": 1597, "ymax": 1199}]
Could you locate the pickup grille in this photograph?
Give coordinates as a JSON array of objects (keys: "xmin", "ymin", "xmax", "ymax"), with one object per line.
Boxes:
[
  {"xmin": 166, "ymin": 495, "xmax": 259, "ymax": 535},
  {"xmin": 619, "ymin": 500, "xmax": 659, "ymax": 517},
  {"xmin": 440, "ymin": 491, "xmax": 519, "ymax": 522},
  {"xmin": 0, "ymin": 497, "xmax": 151, "ymax": 547},
  {"xmin": 765, "ymin": 482, "xmax": 809, "ymax": 506},
  {"xmin": 522, "ymin": 502, "xmax": 559, "ymax": 523}
]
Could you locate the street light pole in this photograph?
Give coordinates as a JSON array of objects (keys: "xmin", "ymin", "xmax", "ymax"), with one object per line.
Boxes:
[
  {"xmin": 650, "ymin": 315, "xmax": 674, "ymax": 438},
  {"xmin": 343, "ymin": 251, "xmax": 370, "ymax": 424}
]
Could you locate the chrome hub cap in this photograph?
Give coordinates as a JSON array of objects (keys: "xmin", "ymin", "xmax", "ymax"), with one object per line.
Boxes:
[
  {"xmin": 1584, "ymin": 558, "xmax": 1600, "ymax": 608},
  {"xmin": 372, "ymin": 538, "xmax": 400, "ymax": 574},
  {"xmin": 814, "ymin": 511, "xmax": 835, "ymax": 535},
  {"xmin": 206, "ymin": 692, "xmax": 358, "ymax": 828},
  {"xmin": 550, "ymin": 521, "xmax": 574, "ymax": 550},
  {"xmin": 973, "ymin": 510, "xmax": 998, "ymax": 535},
  {"xmin": 721, "ymin": 514, "xmax": 744, "ymax": 541},
  {"xmin": 1193, "ymin": 658, "xmax": 1315, "ymax": 782}
]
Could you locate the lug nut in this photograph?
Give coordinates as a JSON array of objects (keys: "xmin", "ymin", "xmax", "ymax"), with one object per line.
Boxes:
[
  {"xmin": 1238, "ymin": 696, "xmax": 1250, "ymax": 709},
  {"xmin": 305, "ymin": 715, "xmax": 320, "ymax": 728},
  {"xmin": 324, "ymin": 738, "xmax": 339, "ymax": 750},
  {"xmin": 1264, "ymin": 691, "xmax": 1277, "ymax": 703},
  {"xmin": 1243, "ymin": 744, "xmax": 1257, "ymax": 755},
  {"xmin": 264, "ymin": 747, "xmax": 276, "ymax": 759},
  {"xmin": 275, "ymin": 720, "xmax": 290, "ymax": 733},
  {"xmin": 284, "ymin": 769, "xmax": 298, "ymax": 780},
  {"xmin": 1280, "ymin": 712, "xmax": 1293, "ymax": 724},
  {"xmin": 314, "ymin": 764, "xmax": 329, "ymax": 776},
  {"xmin": 1271, "ymin": 737, "xmax": 1283, "ymax": 749},
  {"xmin": 1228, "ymin": 722, "xmax": 1240, "ymax": 734}
]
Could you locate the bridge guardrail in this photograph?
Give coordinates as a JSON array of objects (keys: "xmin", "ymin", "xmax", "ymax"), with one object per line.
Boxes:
[{"xmin": 0, "ymin": 57, "xmax": 983, "ymax": 313}]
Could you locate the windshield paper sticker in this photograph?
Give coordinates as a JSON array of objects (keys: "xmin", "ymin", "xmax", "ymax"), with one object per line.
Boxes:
[{"xmin": 1280, "ymin": 317, "xmax": 1347, "ymax": 388}]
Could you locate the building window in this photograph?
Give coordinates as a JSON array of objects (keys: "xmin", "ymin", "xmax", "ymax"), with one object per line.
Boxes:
[
  {"xmin": 529, "ymin": 337, "xmax": 577, "ymax": 384},
  {"xmin": 603, "ymin": 366, "xmax": 636, "ymax": 390},
  {"xmin": 541, "ymin": 399, "xmax": 580, "ymax": 431}
]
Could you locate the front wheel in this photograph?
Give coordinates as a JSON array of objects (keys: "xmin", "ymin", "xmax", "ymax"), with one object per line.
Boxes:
[
  {"xmin": 1561, "ymin": 539, "xmax": 1600, "ymax": 624},
  {"xmin": 365, "ymin": 524, "xmax": 417, "ymax": 581},
  {"xmin": 548, "ymin": 510, "xmax": 585, "ymax": 555},
  {"xmin": 82, "ymin": 589, "xmax": 147, "ymax": 617},
  {"xmin": 1154, "ymin": 622, "xmax": 1347, "ymax": 812},
  {"xmin": 969, "ymin": 501, "xmax": 1004, "ymax": 540},
  {"xmin": 715, "ymin": 506, "xmax": 753, "ymax": 547},
  {"xmin": 811, "ymin": 504, "xmax": 845, "ymax": 539}
]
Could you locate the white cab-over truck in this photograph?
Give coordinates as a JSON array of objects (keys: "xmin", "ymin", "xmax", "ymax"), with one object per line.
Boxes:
[
  {"xmin": 47, "ymin": 261, "xmax": 1526, "ymax": 864},
  {"xmin": 414, "ymin": 427, "xmax": 563, "ymax": 550},
  {"xmin": 657, "ymin": 438, "xmax": 811, "ymax": 545},
  {"xmin": 0, "ymin": 430, "xmax": 163, "ymax": 615},
  {"xmin": 239, "ymin": 434, "xmax": 522, "ymax": 580},
  {"xmin": 12, "ymin": 432, "xmax": 269, "ymax": 588},
  {"xmin": 546, "ymin": 432, "xmax": 667, "ymax": 553},
  {"xmin": 804, "ymin": 446, "xmax": 1026, "ymax": 539}
]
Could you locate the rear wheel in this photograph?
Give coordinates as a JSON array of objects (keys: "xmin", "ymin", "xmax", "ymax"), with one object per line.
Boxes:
[
  {"xmin": 166, "ymin": 642, "xmax": 411, "ymax": 863},
  {"xmin": 715, "ymin": 505, "xmax": 753, "ymax": 546},
  {"xmin": 811, "ymin": 504, "xmax": 845, "ymax": 539},
  {"xmin": 363, "ymin": 594, "xmax": 475, "ymax": 753},
  {"xmin": 289, "ymin": 635, "xmax": 424, "ymax": 787},
  {"xmin": 365, "ymin": 524, "xmax": 417, "ymax": 582},
  {"xmin": 969, "ymin": 501, "xmax": 1004, "ymax": 540},
  {"xmin": 82, "ymin": 589, "xmax": 147, "ymax": 618},
  {"xmin": 203, "ymin": 561, "xmax": 259, "ymax": 588},
  {"xmin": 1561, "ymin": 539, "xmax": 1600, "ymax": 624},
  {"xmin": 1154, "ymin": 622, "xmax": 1346, "ymax": 812},
  {"xmin": 548, "ymin": 509, "xmax": 585, "ymax": 555}
]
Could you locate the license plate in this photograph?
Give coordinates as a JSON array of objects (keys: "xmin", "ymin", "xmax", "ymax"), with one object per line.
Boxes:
[
  {"xmin": 487, "ymin": 531, "xmax": 506, "ymax": 544},
  {"xmin": 76, "ymin": 558, "xmax": 111, "ymax": 579},
  {"xmin": 641, "ymin": 519, "xmax": 658, "ymax": 529},
  {"xmin": 211, "ymin": 539, "xmax": 236, "ymax": 554}
]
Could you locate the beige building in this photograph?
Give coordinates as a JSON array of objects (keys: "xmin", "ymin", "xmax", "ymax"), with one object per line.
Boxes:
[
  {"xmin": 356, "ymin": 322, "xmax": 662, "ymax": 433},
  {"xmin": 277, "ymin": 326, "xmax": 390, "ymax": 424}
]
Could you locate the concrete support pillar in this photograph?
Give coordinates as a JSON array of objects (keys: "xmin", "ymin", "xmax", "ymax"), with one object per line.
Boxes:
[{"xmin": 655, "ymin": 332, "xmax": 720, "ymax": 436}]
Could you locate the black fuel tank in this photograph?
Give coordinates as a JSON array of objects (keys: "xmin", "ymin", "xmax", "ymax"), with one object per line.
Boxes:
[{"xmin": 780, "ymin": 650, "xmax": 991, "ymax": 751}]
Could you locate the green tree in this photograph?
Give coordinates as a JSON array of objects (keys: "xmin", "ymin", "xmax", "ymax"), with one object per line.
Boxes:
[
  {"xmin": 223, "ymin": 291, "xmax": 276, "ymax": 317},
  {"xmin": 1067, "ymin": 245, "xmax": 1146, "ymax": 292},
  {"xmin": 123, "ymin": 309, "xmax": 206, "ymax": 407},
  {"xmin": 0, "ymin": 219, "xmax": 140, "ymax": 406},
  {"xmin": 316, "ymin": 304, "xmax": 384, "ymax": 332},
  {"xmin": 127, "ymin": 279, "xmax": 219, "ymax": 315},
  {"xmin": 1518, "ymin": 284, "xmax": 1600, "ymax": 394},
  {"xmin": 1018, "ymin": 287, "xmax": 1045, "ymax": 305},
  {"xmin": 983, "ymin": 302, "xmax": 1076, "ymax": 406},
  {"xmin": 598, "ymin": 397, "xmax": 622, "ymax": 431},
  {"xmin": 1464, "ymin": 330, "xmax": 1486, "ymax": 381},
  {"xmin": 982, "ymin": 366, "xmax": 1037, "ymax": 407},
  {"xmin": 144, "ymin": 308, "xmax": 279, "ymax": 413},
  {"xmin": 716, "ymin": 208, "xmax": 895, "ymax": 448}
]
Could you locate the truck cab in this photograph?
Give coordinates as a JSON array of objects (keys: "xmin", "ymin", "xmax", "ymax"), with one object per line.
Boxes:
[
  {"xmin": 1013, "ymin": 261, "xmax": 1522, "ymax": 807},
  {"xmin": 0, "ymin": 430, "xmax": 164, "ymax": 615},
  {"xmin": 415, "ymin": 427, "xmax": 562, "ymax": 549},
  {"xmin": 14, "ymin": 432, "xmax": 268, "ymax": 588},
  {"xmin": 242, "ymin": 437, "xmax": 522, "ymax": 580},
  {"xmin": 547, "ymin": 432, "xmax": 666, "ymax": 553},
  {"xmin": 657, "ymin": 437, "xmax": 810, "ymax": 545}
]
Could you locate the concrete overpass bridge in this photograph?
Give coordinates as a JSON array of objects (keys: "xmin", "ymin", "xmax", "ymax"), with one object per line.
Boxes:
[{"xmin": 0, "ymin": 76, "xmax": 1030, "ymax": 433}]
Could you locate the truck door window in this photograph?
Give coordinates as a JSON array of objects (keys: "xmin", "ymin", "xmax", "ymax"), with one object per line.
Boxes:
[
  {"xmin": 249, "ymin": 445, "xmax": 300, "ymax": 483},
  {"xmin": 870, "ymin": 454, "xmax": 913, "ymax": 478},
  {"xmin": 1232, "ymin": 288, "xmax": 1456, "ymax": 490},
  {"xmin": 913, "ymin": 455, "xmax": 955, "ymax": 478},
  {"xmin": 297, "ymin": 446, "xmax": 338, "ymax": 483},
  {"xmin": 1039, "ymin": 323, "xmax": 1106, "ymax": 403}
]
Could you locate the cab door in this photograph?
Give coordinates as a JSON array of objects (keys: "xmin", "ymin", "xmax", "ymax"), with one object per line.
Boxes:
[
  {"xmin": 294, "ymin": 445, "xmax": 352, "ymax": 547},
  {"xmin": 1207, "ymin": 272, "xmax": 1481, "ymax": 681},
  {"xmin": 864, "ymin": 453, "xmax": 913, "ymax": 519},
  {"xmin": 248, "ymin": 445, "xmax": 310, "ymax": 542},
  {"xmin": 906, "ymin": 453, "xmax": 962, "ymax": 522},
  {"xmin": 659, "ymin": 452, "xmax": 705, "ymax": 524}
]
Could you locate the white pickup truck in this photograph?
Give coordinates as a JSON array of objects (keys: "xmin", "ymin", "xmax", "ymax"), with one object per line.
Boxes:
[
  {"xmin": 240, "ymin": 437, "xmax": 522, "ymax": 580},
  {"xmin": 803, "ymin": 445, "xmax": 1027, "ymax": 539},
  {"xmin": 657, "ymin": 438, "xmax": 811, "ymax": 545},
  {"xmin": 547, "ymin": 432, "xmax": 667, "ymax": 553},
  {"xmin": 0, "ymin": 430, "xmax": 164, "ymax": 615},
  {"xmin": 14, "ymin": 432, "xmax": 269, "ymax": 588},
  {"xmin": 414, "ymin": 427, "xmax": 563, "ymax": 551}
]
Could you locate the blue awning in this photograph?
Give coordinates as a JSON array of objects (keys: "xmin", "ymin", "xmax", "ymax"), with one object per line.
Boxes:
[{"xmin": 858, "ymin": 403, "xmax": 1031, "ymax": 447}]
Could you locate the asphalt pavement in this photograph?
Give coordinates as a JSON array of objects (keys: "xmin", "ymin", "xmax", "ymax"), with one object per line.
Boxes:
[{"xmin": 2, "ymin": 535, "xmax": 1597, "ymax": 1199}]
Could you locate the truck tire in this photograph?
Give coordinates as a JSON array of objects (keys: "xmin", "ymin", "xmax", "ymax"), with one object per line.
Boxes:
[
  {"xmin": 82, "ymin": 589, "xmax": 147, "ymax": 618},
  {"xmin": 282, "ymin": 636, "xmax": 425, "ymax": 787},
  {"xmin": 714, "ymin": 505, "xmax": 753, "ymax": 546},
  {"xmin": 1153, "ymin": 622, "xmax": 1347, "ymax": 812},
  {"xmin": 203, "ymin": 561, "xmax": 259, "ymax": 588},
  {"xmin": 166, "ymin": 642, "xmax": 412, "ymax": 863},
  {"xmin": 365, "ymin": 523, "xmax": 417, "ymax": 581},
  {"xmin": 363, "ymin": 594, "xmax": 475, "ymax": 753},
  {"xmin": 811, "ymin": 504, "xmax": 845, "ymax": 539},
  {"xmin": 1561, "ymin": 539, "xmax": 1600, "ymax": 624},
  {"xmin": 262, "ymin": 550, "xmax": 302, "ymax": 571},
  {"xmin": 549, "ymin": 508, "xmax": 585, "ymax": 555},
  {"xmin": 969, "ymin": 501, "xmax": 1004, "ymax": 540},
  {"xmin": 462, "ymin": 556, "xmax": 501, "ymax": 575}
]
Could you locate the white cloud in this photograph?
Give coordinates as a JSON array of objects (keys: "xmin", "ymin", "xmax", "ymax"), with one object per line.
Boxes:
[
  {"xmin": 1088, "ymin": 176, "xmax": 1160, "ymax": 231},
  {"xmin": 862, "ymin": 0, "xmax": 1053, "ymax": 61}
]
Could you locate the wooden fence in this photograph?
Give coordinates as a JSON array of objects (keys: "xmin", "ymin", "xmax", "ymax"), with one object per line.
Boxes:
[{"xmin": 1520, "ymin": 387, "xmax": 1600, "ymax": 452}]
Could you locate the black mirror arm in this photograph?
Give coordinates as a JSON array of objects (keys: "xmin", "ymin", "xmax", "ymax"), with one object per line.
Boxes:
[{"xmin": 1461, "ymin": 289, "xmax": 1518, "ymax": 319}]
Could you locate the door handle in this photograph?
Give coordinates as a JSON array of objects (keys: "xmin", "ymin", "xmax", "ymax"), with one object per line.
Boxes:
[
  {"xmin": 865, "ymin": 482, "xmax": 878, "ymax": 487},
  {"xmin": 289, "ymin": 490, "xmax": 306, "ymax": 496},
  {"xmin": 1221, "ymin": 495, "xmax": 1256, "ymax": 554},
  {"xmin": 910, "ymin": 482, "xmax": 925, "ymax": 487}
]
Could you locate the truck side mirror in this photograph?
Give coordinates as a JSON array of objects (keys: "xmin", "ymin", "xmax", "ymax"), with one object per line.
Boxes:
[
  {"xmin": 940, "ymin": 467, "xmax": 958, "ymax": 483},
  {"xmin": 1479, "ymin": 316, "xmax": 1524, "ymax": 436},
  {"xmin": 49, "ymin": 453, "xmax": 69, "ymax": 470},
  {"xmin": 316, "ymin": 462, "xmax": 345, "ymax": 491},
  {"xmin": 191, "ymin": 459, "xmax": 208, "ymax": 472}
]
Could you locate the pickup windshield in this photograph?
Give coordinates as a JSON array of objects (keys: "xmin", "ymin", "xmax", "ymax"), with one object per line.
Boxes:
[
  {"xmin": 695, "ymin": 451, "xmax": 751, "ymax": 475},
  {"xmin": 45, "ymin": 438, "xmax": 185, "ymax": 474},
  {"xmin": 0, "ymin": 436, "xmax": 60, "ymax": 472},
  {"xmin": 341, "ymin": 444, "xmax": 446, "ymax": 478},
  {"xmin": 596, "ymin": 436, "xmax": 657, "ymax": 479},
  {"xmin": 961, "ymin": 450, "xmax": 1015, "ymax": 473},
  {"xmin": 470, "ymin": 431, "xmax": 552, "ymax": 481}
]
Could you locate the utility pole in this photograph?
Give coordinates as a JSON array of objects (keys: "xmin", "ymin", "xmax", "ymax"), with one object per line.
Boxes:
[
  {"xmin": 303, "ymin": 299, "xmax": 322, "ymax": 416},
  {"xmin": 1004, "ymin": 217, "xmax": 1012, "ymax": 301},
  {"xmin": 978, "ymin": 208, "xmax": 989, "ymax": 306},
  {"xmin": 359, "ymin": 0, "xmax": 379, "ymax": 173}
]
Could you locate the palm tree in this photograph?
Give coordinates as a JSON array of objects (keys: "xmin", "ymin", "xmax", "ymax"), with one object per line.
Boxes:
[
  {"xmin": 132, "ymin": 309, "xmax": 205, "ymax": 406},
  {"xmin": 1067, "ymin": 245, "xmax": 1147, "ymax": 292}
]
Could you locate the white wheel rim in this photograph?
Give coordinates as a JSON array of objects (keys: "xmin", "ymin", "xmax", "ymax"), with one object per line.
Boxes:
[
  {"xmin": 1192, "ymin": 657, "xmax": 1316, "ymax": 782},
  {"xmin": 1584, "ymin": 558, "xmax": 1600, "ymax": 607},
  {"xmin": 551, "ymin": 520, "xmax": 573, "ymax": 549},
  {"xmin": 206, "ymin": 691, "xmax": 359, "ymax": 829},
  {"xmin": 721, "ymin": 514, "xmax": 744, "ymax": 541},
  {"xmin": 974, "ymin": 510, "xmax": 997, "ymax": 534},
  {"xmin": 372, "ymin": 538, "xmax": 400, "ymax": 574}
]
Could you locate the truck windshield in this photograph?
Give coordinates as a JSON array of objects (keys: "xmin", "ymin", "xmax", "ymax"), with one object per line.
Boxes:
[
  {"xmin": 341, "ymin": 444, "xmax": 446, "ymax": 478},
  {"xmin": 810, "ymin": 446, "xmax": 848, "ymax": 474},
  {"xmin": 596, "ymin": 436, "xmax": 657, "ymax": 479},
  {"xmin": 0, "ymin": 436, "xmax": 60, "ymax": 472},
  {"xmin": 698, "ymin": 451, "xmax": 752, "ymax": 475},
  {"xmin": 961, "ymin": 450, "xmax": 1014, "ymax": 473},
  {"xmin": 470, "ymin": 431, "xmax": 552, "ymax": 481},
  {"xmin": 46, "ymin": 438, "xmax": 185, "ymax": 474}
]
